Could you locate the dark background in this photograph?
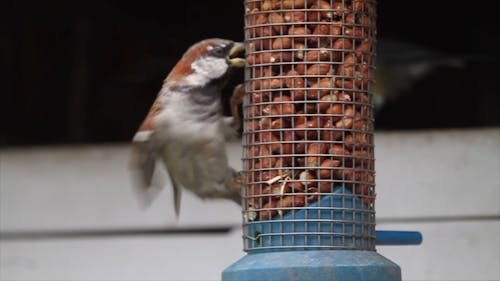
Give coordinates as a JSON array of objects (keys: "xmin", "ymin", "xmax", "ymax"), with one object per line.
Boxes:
[{"xmin": 1, "ymin": 1, "xmax": 499, "ymax": 146}]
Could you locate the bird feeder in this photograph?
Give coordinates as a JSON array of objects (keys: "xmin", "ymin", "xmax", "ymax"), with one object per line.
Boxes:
[{"xmin": 223, "ymin": 1, "xmax": 421, "ymax": 280}]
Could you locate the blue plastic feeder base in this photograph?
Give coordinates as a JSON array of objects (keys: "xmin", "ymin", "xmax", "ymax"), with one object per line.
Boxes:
[{"xmin": 222, "ymin": 250, "xmax": 401, "ymax": 281}]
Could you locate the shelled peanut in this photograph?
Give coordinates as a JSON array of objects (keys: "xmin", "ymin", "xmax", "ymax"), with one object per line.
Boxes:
[{"xmin": 244, "ymin": 0, "xmax": 377, "ymax": 221}]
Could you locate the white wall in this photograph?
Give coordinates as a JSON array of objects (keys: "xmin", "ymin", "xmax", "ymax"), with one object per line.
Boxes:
[{"xmin": 1, "ymin": 128, "xmax": 499, "ymax": 281}]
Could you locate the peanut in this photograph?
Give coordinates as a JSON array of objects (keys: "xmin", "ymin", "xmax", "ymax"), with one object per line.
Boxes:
[
  {"xmin": 246, "ymin": 54, "xmax": 256, "ymax": 65},
  {"xmin": 352, "ymin": 149, "xmax": 372, "ymax": 166},
  {"xmin": 259, "ymin": 131, "xmax": 281, "ymax": 153},
  {"xmin": 284, "ymin": 70, "xmax": 307, "ymax": 100},
  {"xmin": 270, "ymin": 95, "xmax": 294, "ymax": 116},
  {"xmin": 269, "ymin": 12, "xmax": 286, "ymax": 33},
  {"xmin": 281, "ymin": 130, "xmax": 294, "ymax": 162},
  {"xmin": 284, "ymin": 11, "xmax": 306, "ymax": 23},
  {"xmin": 246, "ymin": 2, "xmax": 260, "ymax": 11},
  {"xmin": 306, "ymin": 142, "xmax": 328, "ymax": 168},
  {"xmin": 282, "ymin": 0, "xmax": 312, "ymax": 9},
  {"xmin": 250, "ymin": 52, "xmax": 293, "ymax": 64},
  {"xmin": 260, "ymin": 194, "xmax": 306, "ymax": 220},
  {"xmin": 246, "ymin": 105, "xmax": 261, "ymax": 117},
  {"xmin": 332, "ymin": 1, "xmax": 347, "ymax": 17},
  {"xmin": 345, "ymin": 13, "xmax": 355, "ymax": 24},
  {"xmin": 258, "ymin": 146, "xmax": 277, "ymax": 169},
  {"xmin": 325, "ymin": 103, "xmax": 343, "ymax": 117},
  {"xmin": 355, "ymin": 38, "xmax": 372, "ymax": 59},
  {"xmin": 306, "ymin": 63, "xmax": 332, "ymax": 76},
  {"xmin": 304, "ymin": 49, "xmax": 331, "ymax": 62},
  {"xmin": 304, "ymin": 102, "xmax": 317, "ymax": 113},
  {"xmin": 358, "ymin": 14, "xmax": 372, "ymax": 26},
  {"xmin": 292, "ymin": 42, "xmax": 306, "ymax": 60},
  {"xmin": 259, "ymin": 117, "xmax": 272, "ymax": 130},
  {"xmin": 271, "ymin": 118, "xmax": 287, "ymax": 129},
  {"xmin": 309, "ymin": 23, "xmax": 341, "ymax": 46},
  {"xmin": 332, "ymin": 38, "xmax": 353, "ymax": 61},
  {"xmin": 335, "ymin": 78, "xmax": 355, "ymax": 89},
  {"xmin": 320, "ymin": 119, "xmax": 342, "ymax": 141},
  {"xmin": 335, "ymin": 105, "xmax": 355, "ymax": 128},
  {"xmin": 318, "ymin": 158, "xmax": 341, "ymax": 179},
  {"xmin": 295, "ymin": 117, "xmax": 321, "ymax": 139},
  {"xmin": 250, "ymin": 39, "xmax": 272, "ymax": 51},
  {"xmin": 262, "ymin": 0, "xmax": 280, "ymax": 11},
  {"xmin": 337, "ymin": 54, "xmax": 356, "ymax": 76},
  {"xmin": 329, "ymin": 144, "xmax": 351, "ymax": 160},
  {"xmin": 295, "ymin": 140, "xmax": 306, "ymax": 154},
  {"xmin": 352, "ymin": 117, "xmax": 370, "ymax": 131},
  {"xmin": 247, "ymin": 145, "xmax": 260, "ymax": 158},
  {"xmin": 250, "ymin": 91, "xmax": 269, "ymax": 103},
  {"xmin": 345, "ymin": 133, "xmax": 372, "ymax": 150},
  {"xmin": 294, "ymin": 63, "xmax": 307, "ymax": 75},
  {"xmin": 247, "ymin": 120, "xmax": 260, "ymax": 132},
  {"xmin": 308, "ymin": 78, "xmax": 335, "ymax": 99},
  {"xmin": 272, "ymin": 37, "xmax": 292, "ymax": 49},
  {"xmin": 318, "ymin": 92, "xmax": 338, "ymax": 112},
  {"xmin": 344, "ymin": 26, "xmax": 365, "ymax": 38},
  {"xmin": 352, "ymin": 0, "xmax": 364, "ymax": 11},
  {"xmin": 311, "ymin": 0, "xmax": 333, "ymax": 20},
  {"xmin": 288, "ymin": 26, "xmax": 311, "ymax": 42},
  {"xmin": 262, "ymin": 104, "xmax": 279, "ymax": 116},
  {"xmin": 278, "ymin": 52, "xmax": 294, "ymax": 62}
]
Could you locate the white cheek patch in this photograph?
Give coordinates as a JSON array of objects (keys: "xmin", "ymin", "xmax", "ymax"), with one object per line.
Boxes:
[{"xmin": 186, "ymin": 56, "xmax": 228, "ymax": 86}]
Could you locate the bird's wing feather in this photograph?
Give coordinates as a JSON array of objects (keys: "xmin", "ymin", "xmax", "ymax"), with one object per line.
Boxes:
[{"xmin": 129, "ymin": 100, "xmax": 166, "ymax": 208}]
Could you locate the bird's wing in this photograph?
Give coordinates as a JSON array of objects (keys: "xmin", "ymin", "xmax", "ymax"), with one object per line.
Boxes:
[
  {"xmin": 130, "ymin": 98, "xmax": 183, "ymax": 216},
  {"xmin": 129, "ymin": 100, "xmax": 165, "ymax": 208}
]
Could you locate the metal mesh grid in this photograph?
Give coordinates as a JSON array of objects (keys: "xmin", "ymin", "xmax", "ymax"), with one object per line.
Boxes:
[{"xmin": 242, "ymin": 0, "xmax": 377, "ymax": 251}]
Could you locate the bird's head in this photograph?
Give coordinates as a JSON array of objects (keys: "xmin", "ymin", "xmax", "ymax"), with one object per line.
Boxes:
[{"xmin": 165, "ymin": 38, "xmax": 245, "ymax": 88}]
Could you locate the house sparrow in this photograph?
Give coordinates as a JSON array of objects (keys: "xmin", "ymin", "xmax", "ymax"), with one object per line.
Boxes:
[{"xmin": 130, "ymin": 38, "xmax": 246, "ymax": 217}]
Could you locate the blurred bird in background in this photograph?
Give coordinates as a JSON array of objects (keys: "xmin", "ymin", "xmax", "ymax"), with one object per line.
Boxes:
[
  {"xmin": 373, "ymin": 38, "xmax": 499, "ymax": 124},
  {"xmin": 375, "ymin": 39, "xmax": 466, "ymax": 112},
  {"xmin": 129, "ymin": 38, "xmax": 246, "ymax": 217}
]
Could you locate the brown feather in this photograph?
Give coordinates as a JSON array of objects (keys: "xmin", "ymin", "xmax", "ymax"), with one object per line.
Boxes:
[
  {"xmin": 165, "ymin": 39, "xmax": 222, "ymax": 83},
  {"xmin": 137, "ymin": 99, "xmax": 163, "ymax": 132}
]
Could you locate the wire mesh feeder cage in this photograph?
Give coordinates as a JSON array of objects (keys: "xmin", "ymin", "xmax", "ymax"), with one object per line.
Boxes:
[
  {"xmin": 223, "ymin": 2, "xmax": 421, "ymax": 279},
  {"xmin": 241, "ymin": 0, "xmax": 377, "ymax": 252}
]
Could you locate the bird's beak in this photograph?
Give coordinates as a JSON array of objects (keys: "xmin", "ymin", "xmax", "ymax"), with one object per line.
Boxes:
[{"xmin": 227, "ymin": 42, "xmax": 246, "ymax": 68}]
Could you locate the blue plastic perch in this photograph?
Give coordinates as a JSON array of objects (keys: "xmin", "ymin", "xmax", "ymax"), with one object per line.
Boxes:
[{"xmin": 375, "ymin": 230, "xmax": 423, "ymax": 245}]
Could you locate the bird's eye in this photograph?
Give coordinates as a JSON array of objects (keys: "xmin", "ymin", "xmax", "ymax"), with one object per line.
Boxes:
[{"xmin": 211, "ymin": 46, "xmax": 224, "ymax": 56}]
